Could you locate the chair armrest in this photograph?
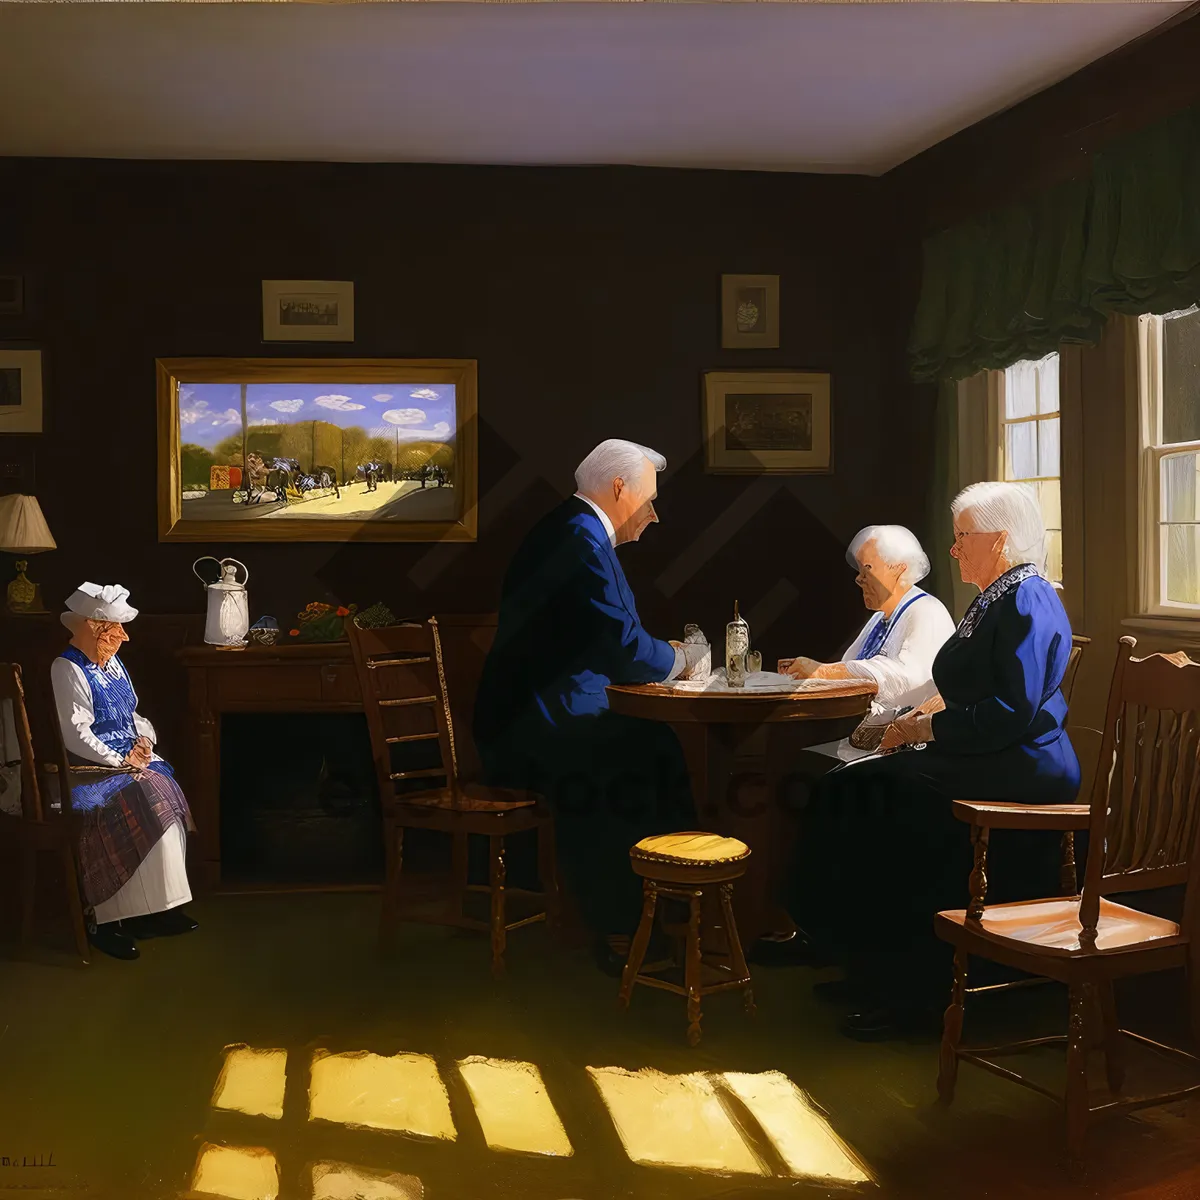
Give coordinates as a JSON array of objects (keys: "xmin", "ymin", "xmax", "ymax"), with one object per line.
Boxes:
[{"xmin": 951, "ymin": 799, "xmax": 1090, "ymax": 830}]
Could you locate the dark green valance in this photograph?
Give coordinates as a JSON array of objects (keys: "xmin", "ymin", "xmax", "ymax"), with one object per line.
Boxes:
[{"xmin": 910, "ymin": 104, "xmax": 1200, "ymax": 382}]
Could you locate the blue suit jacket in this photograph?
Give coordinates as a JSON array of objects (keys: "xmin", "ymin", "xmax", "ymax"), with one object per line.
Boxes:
[{"xmin": 474, "ymin": 498, "xmax": 676, "ymax": 752}]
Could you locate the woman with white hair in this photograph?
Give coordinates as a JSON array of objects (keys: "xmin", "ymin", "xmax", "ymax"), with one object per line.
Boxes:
[
  {"xmin": 51, "ymin": 583, "xmax": 196, "ymax": 961},
  {"xmin": 788, "ymin": 482, "xmax": 1079, "ymax": 1039},
  {"xmin": 779, "ymin": 524, "xmax": 955, "ymax": 733}
]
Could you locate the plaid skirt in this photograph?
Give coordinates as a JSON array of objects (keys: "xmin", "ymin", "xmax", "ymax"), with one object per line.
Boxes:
[{"xmin": 72, "ymin": 760, "xmax": 194, "ymax": 908}]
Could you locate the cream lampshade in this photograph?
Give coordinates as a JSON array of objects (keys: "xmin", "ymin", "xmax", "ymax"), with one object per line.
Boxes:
[{"xmin": 0, "ymin": 494, "xmax": 56, "ymax": 614}]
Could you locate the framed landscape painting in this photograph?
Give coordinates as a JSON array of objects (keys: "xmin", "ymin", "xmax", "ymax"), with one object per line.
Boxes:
[
  {"xmin": 702, "ymin": 370, "xmax": 831, "ymax": 474},
  {"xmin": 157, "ymin": 358, "xmax": 477, "ymax": 542}
]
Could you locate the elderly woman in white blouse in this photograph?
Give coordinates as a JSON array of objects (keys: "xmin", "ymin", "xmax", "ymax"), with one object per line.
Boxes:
[
  {"xmin": 51, "ymin": 582, "xmax": 197, "ymax": 961},
  {"xmin": 779, "ymin": 525, "xmax": 955, "ymax": 752}
]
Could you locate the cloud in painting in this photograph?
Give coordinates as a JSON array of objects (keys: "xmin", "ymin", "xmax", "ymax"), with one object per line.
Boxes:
[
  {"xmin": 381, "ymin": 407, "xmax": 427, "ymax": 427},
  {"xmin": 270, "ymin": 398, "xmax": 305, "ymax": 414},
  {"xmin": 249, "ymin": 417, "xmax": 280, "ymax": 427},
  {"xmin": 315, "ymin": 394, "xmax": 366, "ymax": 412},
  {"xmin": 377, "ymin": 417, "xmax": 451, "ymax": 442},
  {"xmin": 180, "ymin": 399, "xmax": 209, "ymax": 426},
  {"xmin": 372, "ymin": 393, "xmax": 394, "ymax": 403},
  {"xmin": 210, "ymin": 408, "xmax": 242, "ymax": 427},
  {"xmin": 409, "ymin": 388, "xmax": 440, "ymax": 402}
]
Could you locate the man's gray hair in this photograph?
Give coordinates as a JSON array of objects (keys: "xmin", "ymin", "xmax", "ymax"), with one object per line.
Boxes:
[
  {"xmin": 847, "ymin": 525, "xmax": 931, "ymax": 587},
  {"xmin": 575, "ymin": 439, "xmax": 666, "ymax": 495},
  {"xmin": 952, "ymin": 481, "xmax": 1047, "ymax": 574}
]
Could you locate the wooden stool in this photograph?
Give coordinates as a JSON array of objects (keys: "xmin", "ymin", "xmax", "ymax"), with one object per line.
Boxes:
[{"xmin": 619, "ymin": 832, "xmax": 754, "ymax": 1046}]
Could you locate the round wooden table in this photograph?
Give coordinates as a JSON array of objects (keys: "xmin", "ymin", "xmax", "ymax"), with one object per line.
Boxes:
[{"xmin": 606, "ymin": 679, "xmax": 877, "ymax": 945}]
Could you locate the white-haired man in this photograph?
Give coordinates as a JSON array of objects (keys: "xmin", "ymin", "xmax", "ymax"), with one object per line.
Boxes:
[
  {"xmin": 474, "ymin": 440, "xmax": 705, "ymax": 973},
  {"xmin": 51, "ymin": 583, "xmax": 197, "ymax": 961},
  {"xmin": 780, "ymin": 524, "xmax": 955, "ymax": 735}
]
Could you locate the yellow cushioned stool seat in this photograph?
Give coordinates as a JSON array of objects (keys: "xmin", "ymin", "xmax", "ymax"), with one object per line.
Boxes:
[
  {"xmin": 621, "ymin": 830, "xmax": 754, "ymax": 1045},
  {"xmin": 631, "ymin": 832, "xmax": 750, "ymax": 865}
]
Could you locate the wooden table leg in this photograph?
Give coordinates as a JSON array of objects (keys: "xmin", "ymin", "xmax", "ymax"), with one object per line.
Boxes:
[{"xmin": 187, "ymin": 668, "xmax": 221, "ymax": 893}]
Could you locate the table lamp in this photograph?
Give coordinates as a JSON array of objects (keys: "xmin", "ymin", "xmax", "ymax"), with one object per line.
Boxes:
[{"xmin": 0, "ymin": 494, "xmax": 56, "ymax": 614}]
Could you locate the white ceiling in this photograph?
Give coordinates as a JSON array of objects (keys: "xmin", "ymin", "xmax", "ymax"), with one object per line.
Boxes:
[{"xmin": 0, "ymin": 2, "xmax": 1186, "ymax": 174}]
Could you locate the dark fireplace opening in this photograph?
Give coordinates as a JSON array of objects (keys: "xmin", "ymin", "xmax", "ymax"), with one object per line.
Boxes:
[{"xmin": 219, "ymin": 712, "xmax": 388, "ymax": 886}]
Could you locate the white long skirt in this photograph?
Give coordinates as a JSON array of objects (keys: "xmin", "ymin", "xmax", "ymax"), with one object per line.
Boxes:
[{"xmin": 93, "ymin": 824, "xmax": 192, "ymax": 924}]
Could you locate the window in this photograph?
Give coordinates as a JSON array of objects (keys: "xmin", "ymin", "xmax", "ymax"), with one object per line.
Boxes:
[
  {"xmin": 993, "ymin": 353, "xmax": 1062, "ymax": 583},
  {"xmin": 1138, "ymin": 308, "xmax": 1200, "ymax": 615}
]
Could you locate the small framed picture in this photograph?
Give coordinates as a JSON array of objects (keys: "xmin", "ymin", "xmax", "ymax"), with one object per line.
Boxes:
[
  {"xmin": 262, "ymin": 280, "xmax": 354, "ymax": 343},
  {"xmin": 0, "ymin": 347, "xmax": 43, "ymax": 434},
  {"xmin": 0, "ymin": 276, "xmax": 23, "ymax": 317},
  {"xmin": 721, "ymin": 274, "xmax": 779, "ymax": 349},
  {"xmin": 703, "ymin": 370, "xmax": 831, "ymax": 474}
]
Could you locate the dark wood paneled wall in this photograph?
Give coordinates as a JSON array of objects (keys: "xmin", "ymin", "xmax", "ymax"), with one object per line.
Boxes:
[{"xmin": 0, "ymin": 159, "xmax": 931, "ymax": 732}]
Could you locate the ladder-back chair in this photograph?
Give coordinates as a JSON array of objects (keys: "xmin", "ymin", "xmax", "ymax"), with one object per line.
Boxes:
[
  {"xmin": 936, "ymin": 636, "xmax": 1200, "ymax": 1158},
  {"xmin": 0, "ymin": 663, "xmax": 89, "ymax": 961},
  {"xmin": 347, "ymin": 615, "xmax": 559, "ymax": 977}
]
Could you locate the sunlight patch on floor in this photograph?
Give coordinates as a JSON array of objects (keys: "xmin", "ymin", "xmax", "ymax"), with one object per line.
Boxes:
[
  {"xmin": 722, "ymin": 1070, "xmax": 872, "ymax": 1184},
  {"xmin": 211, "ymin": 1046, "xmax": 288, "ymax": 1120},
  {"xmin": 311, "ymin": 1160, "xmax": 424, "ymax": 1199},
  {"xmin": 587, "ymin": 1066, "xmax": 767, "ymax": 1176},
  {"xmin": 308, "ymin": 1050, "xmax": 457, "ymax": 1139},
  {"xmin": 457, "ymin": 1057, "xmax": 574, "ymax": 1158},
  {"xmin": 190, "ymin": 1142, "xmax": 279, "ymax": 1200}
]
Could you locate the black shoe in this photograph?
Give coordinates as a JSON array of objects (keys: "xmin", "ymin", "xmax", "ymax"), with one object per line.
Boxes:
[
  {"xmin": 127, "ymin": 909, "xmax": 199, "ymax": 939},
  {"xmin": 89, "ymin": 921, "xmax": 140, "ymax": 961},
  {"xmin": 840, "ymin": 1005, "xmax": 938, "ymax": 1042},
  {"xmin": 748, "ymin": 931, "xmax": 833, "ymax": 968}
]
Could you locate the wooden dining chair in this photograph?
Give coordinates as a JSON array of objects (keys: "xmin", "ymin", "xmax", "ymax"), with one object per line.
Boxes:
[
  {"xmin": 0, "ymin": 663, "xmax": 89, "ymax": 962},
  {"xmin": 347, "ymin": 615, "xmax": 559, "ymax": 977},
  {"xmin": 1057, "ymin": 634, "xmax": 1092, "ymax": 894},
  {"xmin": 936, "ymin": 636, "xmax": 1200, "ymax": 1158}
]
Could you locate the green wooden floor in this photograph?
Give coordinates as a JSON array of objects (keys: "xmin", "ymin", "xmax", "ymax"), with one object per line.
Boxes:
[{"xmin": 2, "ymin": 892, "xmax": 1197, "ymax": 1200}]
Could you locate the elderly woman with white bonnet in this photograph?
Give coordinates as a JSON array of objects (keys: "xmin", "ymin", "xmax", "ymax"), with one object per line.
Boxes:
[
  {"xmin": 788, "ymin": 483, "xmax": 1080, "ymax": 1039},
  {"xmin": 51, "ymin": 583, "xmax": 197, "ymax": 961},
  {"xmin": 779, "ymin": 524, "xmax": 955, "ymax": 757}
]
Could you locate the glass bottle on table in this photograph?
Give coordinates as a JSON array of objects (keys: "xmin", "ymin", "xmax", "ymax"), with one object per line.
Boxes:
[{"xmin": 726, "ymin": 601, "xmax": 749, "ymax": 688}]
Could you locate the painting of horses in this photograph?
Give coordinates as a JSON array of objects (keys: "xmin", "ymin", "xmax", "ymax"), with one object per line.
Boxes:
[{"xmin": 157, "ymin": 358, "xmax": 477, "ymax": 542}]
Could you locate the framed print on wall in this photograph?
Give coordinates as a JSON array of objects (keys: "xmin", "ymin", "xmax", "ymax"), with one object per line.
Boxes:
[
  {"xmin": 703, "ymin": 370, "xmax": 831, "ymax": 475},
  {"xmin": 262, "ymin": 280, "xmax": 354, "ymax": 342},
  {"xmin": 721, "ymin": 274, "xmax": 779, "ymax": 349},
  {"xmin": 157, "ymin": 357, "xmax": 477, "ymax": 543},
  {"xmin": 0, "ymin": 347, "xmax": 43, "ymax": 433}
]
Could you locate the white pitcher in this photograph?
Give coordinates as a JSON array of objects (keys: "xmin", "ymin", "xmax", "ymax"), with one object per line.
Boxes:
[{"xmin": 193, "ymin": 557, "xmax": 250, "ymax": 647}]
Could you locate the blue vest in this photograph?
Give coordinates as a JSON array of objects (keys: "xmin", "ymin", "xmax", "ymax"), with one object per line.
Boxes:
[
  {"xmin": 855, "ymin": 590, "xmax": 929, "ymax": 661},
  {"xmin": 60, "ymin": 645, "xmax": 141, "ymax": 760}
]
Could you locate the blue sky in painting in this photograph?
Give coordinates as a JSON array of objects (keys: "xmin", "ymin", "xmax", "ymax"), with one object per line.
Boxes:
[{"xmin": 178, "ymin": 383, "xmax": 456, "ymax": 448}]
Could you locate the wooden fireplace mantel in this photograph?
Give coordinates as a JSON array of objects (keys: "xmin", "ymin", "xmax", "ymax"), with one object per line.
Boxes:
[{"xmin": 179, "ymin": 642, "xmax": 364, "ymax": 891}]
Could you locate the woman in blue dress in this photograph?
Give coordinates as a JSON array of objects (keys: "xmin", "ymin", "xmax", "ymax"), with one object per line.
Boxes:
[
  {"xmin": 51, "ymin": 583, "xmax": 197, "ymax": 961},
  {"xmin": 790, "ymin": 482, "xmax": 1080, "ymax": 1039}
]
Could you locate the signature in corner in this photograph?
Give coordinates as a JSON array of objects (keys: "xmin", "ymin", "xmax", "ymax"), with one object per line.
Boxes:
[{"xmin": 0, "ymin": 1153, "xmax": 56, "ymax": 1168}]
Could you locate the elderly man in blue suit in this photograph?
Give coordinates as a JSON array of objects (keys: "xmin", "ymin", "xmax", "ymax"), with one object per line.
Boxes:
[{"xmin": 474, "ymin": 439, "xmax": 705, "ymax": 972}]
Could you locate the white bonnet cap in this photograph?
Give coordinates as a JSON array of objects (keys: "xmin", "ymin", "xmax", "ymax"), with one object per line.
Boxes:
[{"xmin": 60, "ymin": 582, "xmax": 138, "ymax": 630}]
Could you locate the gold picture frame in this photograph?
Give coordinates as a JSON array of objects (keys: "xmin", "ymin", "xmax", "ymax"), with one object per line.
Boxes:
[
  {"xmin": 721, "ymin": 274, "xmax": 779, "ymax": 349},
  {"xmin": 0, "ymin": 346, "xmax": 44, "ymax": 434},
  {"xmin": 703, "ymin": 370, "xmax": 831, "ymax": 475},
  {"xmin": 157, "ymin": 357, "xmax": 478, "ymax": 543}
]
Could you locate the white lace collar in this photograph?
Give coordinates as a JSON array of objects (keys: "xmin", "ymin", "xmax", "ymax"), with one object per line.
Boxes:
[{"xmin": 956, "ymin": 564, "xmax": 1040, "ymax": 638}]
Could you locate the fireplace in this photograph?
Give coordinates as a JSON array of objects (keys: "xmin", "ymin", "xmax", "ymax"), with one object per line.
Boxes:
[{"xmin": 219, "ymin": 712, "xmax": 386, "ymax": 886}]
